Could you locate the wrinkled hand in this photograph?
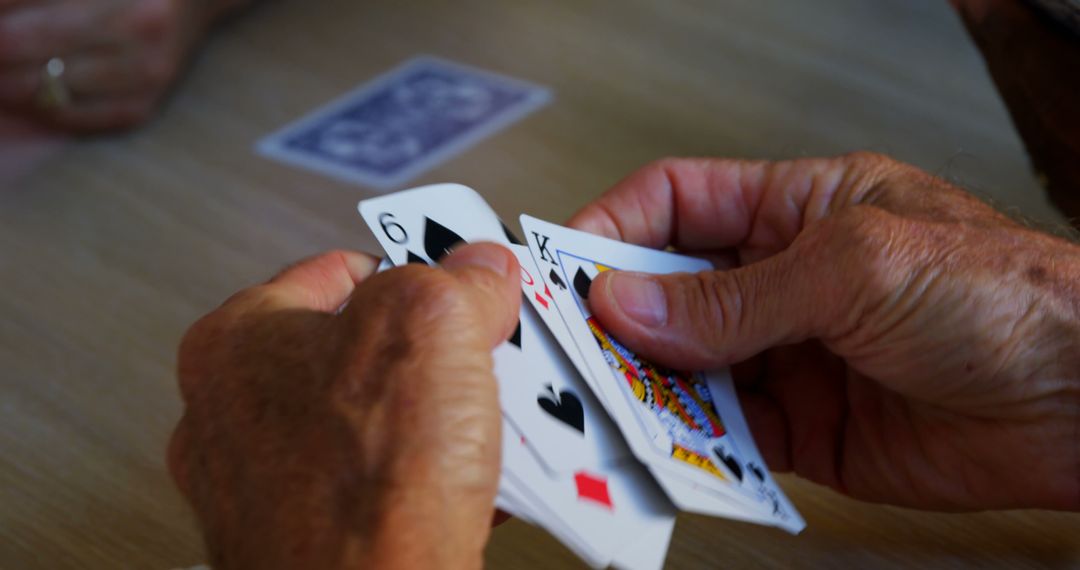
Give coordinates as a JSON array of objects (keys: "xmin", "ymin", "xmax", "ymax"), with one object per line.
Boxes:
[
  {"xmin": 0, "ymin": 0, "xmax": 247, "ymax": 131},
  {"xmin": 570, "ymin": 153, "xmax": 1080, "ymax": 511},
  {"xmin": 168, "ymin": 244, "xmax": 521, "ymax": 569}
]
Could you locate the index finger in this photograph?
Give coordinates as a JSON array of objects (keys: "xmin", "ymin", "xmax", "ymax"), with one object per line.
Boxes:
[
  {"xmin": 264, "ymin": 249, "xmax": 379, "ymax": 312},
  {"xmin": 218, "ymin": 250, "xmax": 379, "ymax": 316},
  {"xmin": 567, "ymin": 154, "xmax": 896, "ymax": 262}
]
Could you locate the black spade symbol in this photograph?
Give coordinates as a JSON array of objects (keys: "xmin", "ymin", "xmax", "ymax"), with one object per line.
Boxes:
[
  {"xmin": 749, "ymin": 463, "xmax": 766, "ymax": 482},
  {"xmin": 714, "ymin": 446, "xmax": 744, "ymax": 482},
  {"xmin": 549, "ymin": 269, "xmax": 567, "ymax": 291},
  {"xmin": 538, "ymin": 384, "xmax": 585, "ymax": 434},
  {"xmin": 423, "ymin": 217, "xmax": 466, "ymax": 263},
  {"xmin": 508, "ymin": 320, "xmax": 522, "ymax": 349},
  {"xmin": 406, "ymin": 250, "xmax": 428, "ymax": 265},
  {"xmin": 501, "ymin": 222, "xmax": 524, "ymax": 245},
  {"xmin": 573, "ymin": 267, "xmax": 593, "ymax": 301}
]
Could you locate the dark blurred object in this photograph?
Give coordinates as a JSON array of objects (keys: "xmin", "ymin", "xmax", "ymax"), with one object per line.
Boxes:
[
  {"xmin": 953, "ymin": 0, "xmax": 1080, "ymax": 225},
  {"xmin": 1027, "ymin": 0, "xmax": 1080, "ymax": 35},
  {"xmin": 0, "ymin": 0, "xmax": 252, "ymax": 133}
]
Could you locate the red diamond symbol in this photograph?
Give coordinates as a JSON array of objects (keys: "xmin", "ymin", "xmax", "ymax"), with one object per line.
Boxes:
[
  {"xmin": 534, "ymin": 291, "xmax": 549, "ymax": 310},
  {"xmin": 544, "ymin": 284, "xmax": 553, "ymax": 299},
  {"xmin": 574, "ymin": 471, "xmax": 613, "ymax": 510}
]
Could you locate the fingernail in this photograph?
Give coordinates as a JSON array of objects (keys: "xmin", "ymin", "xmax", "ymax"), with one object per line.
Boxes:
[
  {"xmin": 442, "ymin": 243, "xmax": 514, "ymax": 277},
  {"xmin": 344, "ymin": 252, "xmax": 379, "ymax": 282},
  {"xmin": 607, "ymin": 272, "xmax": 667, "ymax": 327}
]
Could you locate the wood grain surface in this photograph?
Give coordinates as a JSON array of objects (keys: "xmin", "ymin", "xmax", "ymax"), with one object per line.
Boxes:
[{"xmin": 1, "ymin": 0, "xmax": 1076, "ymax": 568}]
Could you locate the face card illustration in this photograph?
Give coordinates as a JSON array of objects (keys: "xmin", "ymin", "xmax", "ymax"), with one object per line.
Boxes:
[
  {"xmin": 520, "ymin": 215, "xmax": 804, "ymax": 533},
  {"xmin": 703, "ymin": 367, "xmax": 805, "ymax": 530}
]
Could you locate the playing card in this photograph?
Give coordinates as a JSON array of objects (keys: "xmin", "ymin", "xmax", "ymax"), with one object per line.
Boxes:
[
  {"xmin": 357, "ymin": 186, "xmax": 805, "ymax": 570},
  {"xmin": 516, "ymin": 237, "xmax": 777, "ymax": 528},
  {"xmin": 520, "ymin": 215, "xmax": 804, "ymax": 533},
  {"xmin": 358, "ymin": 182, "xmax": 520, "ymax": 263},
  {"xmin": 375, "ymin": 257, "xmax": 394, "ymax": 273},
  {"xmin": 513, "ymin": 244, "xmax": 598, "ymax": 403},
  {"xmin": 257, "ymin": 56, "xmax": 551, "ymax": 190},
  {"xmin": 608, "ymin": 509, "xmax": 676, "ymax": 570},
  {"xmin": 498, "ymin": 420, "xmax": 544, "ymax": 526},
  {"xmin": 359, "ymin": 186, "xmax": 615, "ymax": 474},
  {"xmin": 501, "ymin": 414, "xmax": 676, "ymax": 570},
  {"xmin": 495, "ymin": 288, "xmax": 629, "ymax": 473}
]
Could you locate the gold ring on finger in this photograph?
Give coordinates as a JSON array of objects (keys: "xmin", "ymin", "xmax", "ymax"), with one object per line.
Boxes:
[{"xmin": 36, "ymin": 57, "xmax": 72, "ymax": 110}]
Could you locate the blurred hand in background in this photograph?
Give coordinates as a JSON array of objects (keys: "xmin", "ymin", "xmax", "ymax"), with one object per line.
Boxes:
[
  {"xmin": 0, "ymin": 0, "xmax": 249, "ymax": 132},
  {"xmin": 950, "ymin": 0, "xmax": 1080, "ymax": 222}
]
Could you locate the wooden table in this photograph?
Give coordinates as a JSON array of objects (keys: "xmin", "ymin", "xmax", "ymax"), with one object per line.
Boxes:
[{"xmin": 1, "ymin": 0, "xmax": 1077, "ymax": 568}]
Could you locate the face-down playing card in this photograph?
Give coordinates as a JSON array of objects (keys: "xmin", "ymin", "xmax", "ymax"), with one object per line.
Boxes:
[
  {"xmin": 520, "ymin": 215, "xmax": 805, "ymax": 534},
  {"xmin": 257, "ymin": 56, "xmax": 551, "ymax": 190}
]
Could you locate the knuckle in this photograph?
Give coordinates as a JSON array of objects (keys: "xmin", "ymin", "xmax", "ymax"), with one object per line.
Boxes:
[
  {"xmin": 829, "ymin": 206, "xmax": 894, "ymax": 266},
  {"xmin": 646, "ymin": 156, "xmax": 682, "ymax": 172},
  {"xmin": 340, "ymin": 267, "xmax": 476, "ymax": 387},
  {"xmin": 372, "ymin": 266, "xmax": 471, "ymax": 335},
  {"xmin": 220, "ymin": 283, "xmax": 271, "ymax": 309},
  {"xmin": 641, "ymin": 157, "xmax": 687, "ymax": 189},
  {"xmin": 670, "ymin": 271, "xmax": 747, "ymax": 361},
  {"xmin": 807, "ymin": 205, "xmax": 908, "ymax": 313},
  {"xmin": 833, "ymin": 152, "xmax": 926, "ymax": 205},
  {"xmin": 404, "ymin": 269, "xmax": 470, "ymax": 319},
  {"xmin": 839, "ymin": 150, "xmax": 897, "ymax": 171}
]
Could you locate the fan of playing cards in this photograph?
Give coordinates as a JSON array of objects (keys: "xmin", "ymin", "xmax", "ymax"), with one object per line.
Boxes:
[{"xmin": 358, "ymin": 184, "xmax": 805, "ymax": 570}]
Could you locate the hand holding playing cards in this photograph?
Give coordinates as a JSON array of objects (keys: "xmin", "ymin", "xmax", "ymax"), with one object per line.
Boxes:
[
  {"xmin": 168, "ymin": 244, "xmax": 521, "ymax": 569},
  {"xmin": 571, "ymin": 153, "xmax": 1080, "ymax": 512},
  {"xmin": 0, "ymin": 0, "xmax": 249, "ymax": 131}
]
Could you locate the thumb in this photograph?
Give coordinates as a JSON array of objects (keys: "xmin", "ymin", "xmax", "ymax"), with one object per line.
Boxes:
[
  {"xmin": 589, "ymin": 253, "xmax": 817, "ymax": 369},
  {"xmin": 440, "ymin": 242, "xmax": 522, "ymax": 348}
]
